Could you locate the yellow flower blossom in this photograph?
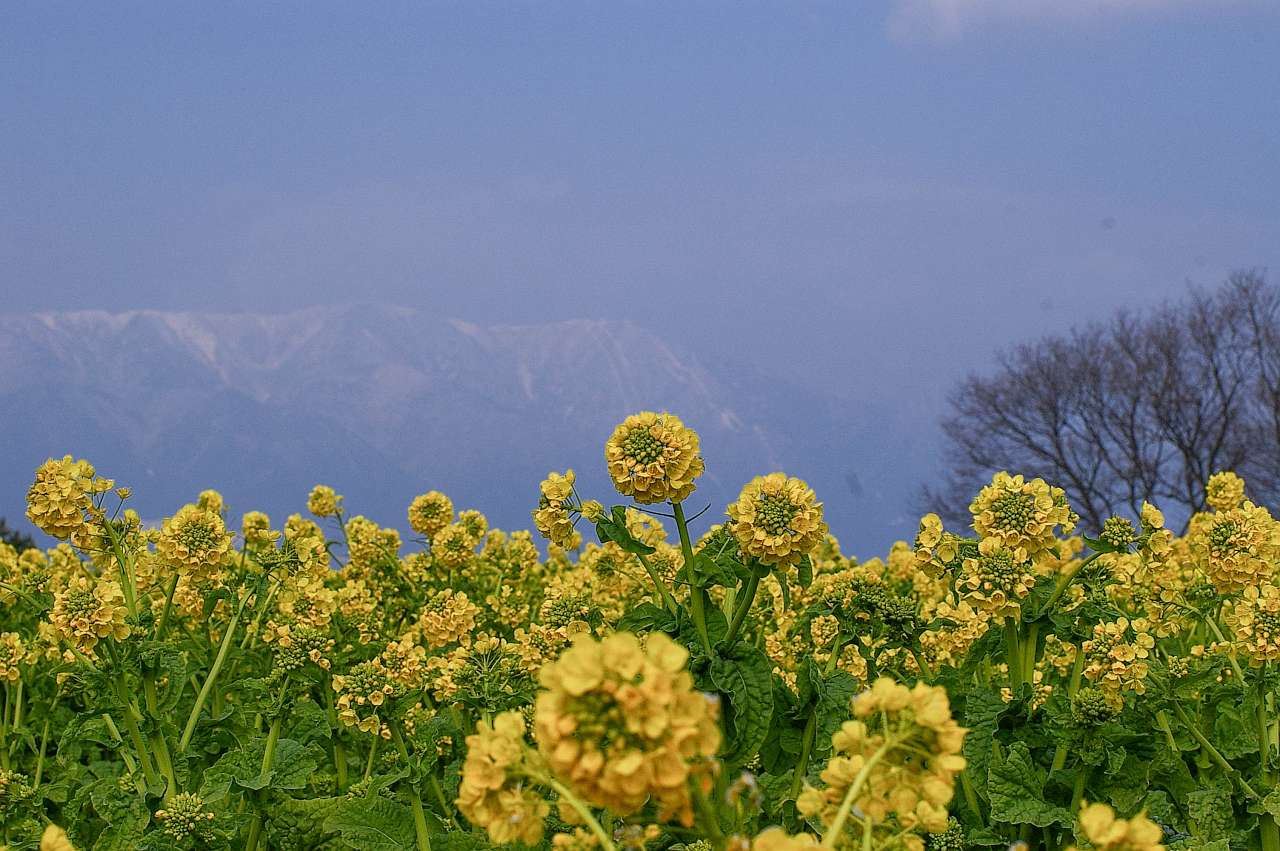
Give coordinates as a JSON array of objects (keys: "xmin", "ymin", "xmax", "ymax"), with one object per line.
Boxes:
[
  {"xmin": 156, "ymin": 504, "xmax": 233, "ymax": 583},
  {"xmin": 604, "ymin": 412, "xmax": 704, "ymax": 504},
  {"xmin": 457, "ymin": 711, "xmax": 549, "ymax": 845},
  {"xmin": 727, "ymin": 473, "xmax": 828, "ymax": 568},
  {"xmin": 408, "ymin": 490, "xmax": 454, "ymax": 537},
  {"xmin": 1067, "ymin": 802, "xmax": 1165, "ymax": 851},
  {"xmin": 26, "ymin": 456, "xmax": 109, "ymax": 539},
  {"xmin": 1205, "ymin": 471, "xmax": 1246, "ymax": 512},
  {"xmin": 969, "ymin": 472, "xmax": 1074, "ymax": 556},
  {"xmin": 49, "ymin": 575, "xmax": 130, "ymax": 657},
  {"xmin": 534, "ymin": 632, "xmax": 720, "ymax": 824},
  {"xmin": 797, "ymin": 678, "xmax": 966, "ymax": 839},
  {"xmin": 307, "ymin": 485, "xmax": 342, "ymax": 518}
]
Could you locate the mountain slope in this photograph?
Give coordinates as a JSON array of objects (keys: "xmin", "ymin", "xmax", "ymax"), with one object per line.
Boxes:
[{"xmin": 0, "ymin": 306, "xmax": 930, "ymax": 555}]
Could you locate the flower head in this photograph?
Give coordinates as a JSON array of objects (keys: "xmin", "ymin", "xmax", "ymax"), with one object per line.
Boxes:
[
  {"xmin": 457, "ymin": 711, "xmax": 549, "ymax": 845},
  {"xmin": 1206, "ymin": 471, "xmax": 1246, "ymax": 512},
  {"xmin": 1192, "ymin": 501, "xmax": 1280, "ymax": 594},
  {"xmin": 41, "ymin": 825, "xmax": 76, "ymax": 851},
  {"xmin": 969, "ymin": 473, "xmax": 1074, "ymax": 556},
  {"xmin": 154, "ymin": 792, "xmax": 217, "ymax": 843},
  {"xmin": 49, "ymin": 575, "xmax": 130, "ymax": 657},
  {"xmin": 727, "ymin": 473, "xmax": 828, "ymax": 568},
  {"xmin": 797, "ymin": 678, "xmax": 966, "ymax": 839},
  {"xmin": 307, "ymin": 485, "xmax": 342, "ymax": 518},
  {"xmin": 26, "ymin": 456, "xmax": 109, "ymax": 539},
  {"xmin": 605, "ymin": 412, "xmax": 704, "ymax": 504},
  {"xmin": 408, "ymin": 491, "xmax": 454, "ymax": 537},
  {"xmin": 156, "ymin": 504, "xmax": 233, "ymax": 583},
  {"xmin": 1068, "ymin": 803, "xmax": 1164, "ymax": 851},
  {"xmin": 535, "ymin": 631, "xmax": 720, "ymax": 824}
]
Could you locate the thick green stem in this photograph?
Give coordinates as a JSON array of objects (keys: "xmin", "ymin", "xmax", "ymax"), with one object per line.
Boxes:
[
  {"xmin": 1256, "ymin": 670, "xmax": 1280, "ymax": 851},
  {"xmin": 672, "ymin": 501, "xmax": 713, "ymax": 655},
  {"xmin": 1003, "ymin": 618, "xmax": 1023, "ymax": 692},
  {"xmin": 178, "ymin": 594, "xmax": 250, "ymax": 753},
  {"xmin": 547, "ymin": 778, "xmax": 615, "ymax": 851},
  {"xmin": 1037, "ymin": 552, "xmax": 1100, "ymax": 618},
  {"xmin": 636, "ymin": 553, "xmax": 678, "ymax": 614},
  {"xmin": 724, "ymin": 573, "xmax": 761, "ymax": 646},
  {"xmin": 102, "ymin": 714, "xmax": 148, "ymax": 798},
  {"xmin": 33, "ymin": 689, "xmax": 60, "ymax": 788},
  {"xmin": 1170, "ymin": 701, "xmax": 1259, "ymax": 799},
  {"xmin": 822, "ymin": 739, "xmax": 895, "ymax": 847},
  {"xmin": 391, "ymin": 723, "xmax": 434, "ymax": 851},
  {"xmin": 1051, "ymin": 647, "xmax": 1086, "ymax": 772},
  {"xmin": 363, "ymin": 735, "xmax": 380, "ymax": 783}
]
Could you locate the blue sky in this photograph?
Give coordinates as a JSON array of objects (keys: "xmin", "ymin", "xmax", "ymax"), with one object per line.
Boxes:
[{"xmin": 2, "ymin": 1, "xmax": 1278, "ymax": 403}]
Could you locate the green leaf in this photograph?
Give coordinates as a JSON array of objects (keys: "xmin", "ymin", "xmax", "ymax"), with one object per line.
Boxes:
[
  {"xmin": 594, "ymin": 507, "xmax": 656, "ymax": 555},
  {"xmin": 199, "ymin": 738, "xmax": 322, "ymax": 801},
  {"xmin": 962, "ymin": 688, "xmax": 1009, "ymax": 795},
  {"xmin": 618, "ymin": 602, "xmax": 678, "ymax": 635},
  {"xmin": 322, "ymin": 797, "xmax": 419, "ymax": 851},
  {"xmin": 693, "ymin": 552, "xmax": 739, "ymax": 589},
  {"xmin": 987, "ymin": 742, "xmax": 1072, "ymax": 828},
  {"xmin": 708, "ymin": 643, "xmax": 775, "ymax": 765}
]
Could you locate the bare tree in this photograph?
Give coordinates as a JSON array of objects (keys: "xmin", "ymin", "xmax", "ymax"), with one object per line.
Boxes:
[{"xmin": 924, "ymin": 271, "xmax": 1279, "ymax": 533}]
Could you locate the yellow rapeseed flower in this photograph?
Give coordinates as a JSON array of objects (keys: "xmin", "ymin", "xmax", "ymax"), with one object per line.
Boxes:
[
  {"xmin": 1191, "ymin": 501, "xmax": 1280, "ymax": 594},
  {"xmin": 0, "ymin": 632, "xmax": 27, "ymax": 683},
  {"xmin": 727, "ymin": 473, "xmax": 828, "ymax": 568},
  {"xmin": 40, "ymin": 825, "xmax": 76, "ymax": 851},
  {"xmin": 969, "ymin": 472, "xmax": 1074, "ymax": 556},
  {"xmin": 49, "ymin": 575, "xmax": 130, "ymax": 658},
  {"xmin": 457, "ymin": 711, "xmax": 549, "ymax": 845},
  {"xmin": 408, "ymin": 491, "xmax": 454, "ymax": 537},
  {"xmin": 604, "ymin": 412, "xmax": 704, "ymax": 504},
  {"xmin": 534, "ymin": 632, "xmax": 720, "ymax": 825},
  {"xmin": 1225, "ymin": 583, "xmax": 1280, "ymax": 665},
  {"xmin": 307, "ymin": 485, "xmax": 342, "ymax": 518},
  {"xmin": 797, "ymin": 678, "xmax": 966, "ymax": 838},
  {"xmin": 156, "ymin": 504, "xmax": 233, "ymax": 583},
  {"xmin": 1205, "ymin": 471, "xmax": 1246, "ymax": 512},
  {"xmin": 1067, "ymin": 802, "xmax": 1165, "ymax": 851},
  {"xmin": 26, "ymin": 456, "xmax": 108, "ymax": 539}
]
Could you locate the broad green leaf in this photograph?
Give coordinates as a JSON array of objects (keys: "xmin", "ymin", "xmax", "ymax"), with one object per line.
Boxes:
[
  {"xmin": 708, "ymin": 643, "xmax": 774, "ymax": 765},
  {"xmin": 322, "ymin": 797, "xmax": 418, "ymax": 851},
  {"xmin": 987, "ymin": 742, "xmax": 1072, "ymax": 828}
]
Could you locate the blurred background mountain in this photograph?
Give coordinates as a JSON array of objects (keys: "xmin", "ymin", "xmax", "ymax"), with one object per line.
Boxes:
[{"xmin": 0, "ymin": 306, "xmax": 931, "ymax": 555}]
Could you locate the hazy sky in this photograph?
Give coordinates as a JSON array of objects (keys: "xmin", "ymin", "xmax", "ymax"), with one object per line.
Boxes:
[{"xmin": 3, "ymin": 1, "xmax": 1278, "ymax": 403}]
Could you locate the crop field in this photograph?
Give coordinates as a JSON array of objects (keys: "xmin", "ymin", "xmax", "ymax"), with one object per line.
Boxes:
[{"xmin": 1, "ymin": 412, "xmax": 1274, "ymax": 850}]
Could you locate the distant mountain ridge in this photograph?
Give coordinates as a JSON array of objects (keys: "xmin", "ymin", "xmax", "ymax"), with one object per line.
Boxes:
[{"xmin": 0, "ymin": 306, "xmax": 929, "ymax": 555}]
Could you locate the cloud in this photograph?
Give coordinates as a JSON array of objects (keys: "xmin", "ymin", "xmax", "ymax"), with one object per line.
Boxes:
[{"xmin": 886, "ymin": 0, "xmax": 1242, "ymax": 42}]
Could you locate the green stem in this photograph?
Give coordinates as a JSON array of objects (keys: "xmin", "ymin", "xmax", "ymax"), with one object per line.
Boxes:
[
  {"xmin": 547, "ymin": 778, "xmax": 615, "ymax": 851},
  {"xmin": 636, "ymin": 553, "xmax": 678, "ymax": 614},
  {"xmin": 391, "ymin": 723, "xmax": 434, "ymax": 851},
  {"xmin": 363, "ymin": 735, "xmax": 380, "ymax": 783},
  {"xmin": 1257, "ymin": 669, "xmax": 1280, "ymax": 851},
  {"xmin": 724, "ymin": 573, "xmax": 761, "ymax": 646},
  {"xmin": 790, "ymin": 710, "xmax": 818, "ymax": 799},
  {"xmin": 822, "ymin": 739, "xmax": 895, "ymax": 847},
  {"xmin": 325, "ymin": 677, "xmax": 349, "ymax": 791},
  {"xmin": 154, "ymin": 574, "xmax": 180, "ymax": 642},
  {"xmin": 672, "ymin": 501, "xmax": 713, "ymax": 655},
  {"xmin": 0, "ymin": 684, "xmax": 10, "ymax": 771},
  {"xmin": 1037, "ymin": 552, "xmax": 1101, "ymax": 618},
  {"xmin": 1003, "ymin": 618, "xmax": 1023, "ymax": 692},
  {"xmin": 244, "ymin": 678, "xmax": 290, "ymax": 851},
  {"xmin": 33, "ymin": 689, "xmax": 61, "ymax": 788},
  {"xmin": 1051, "ymin": 647, "xmax": 1086, "ymax": 772},
  {"xmin": 960, "ymin": 769, "xmax": 983, "ymax": 823},
  {"xmin": 1170, "ymin": 700, "xmax": 1259, "ymax": 799},
  {"xmin": 178, "ymin": 593, "xmax": 250, "ymax": 753},
  {"xmin": 102, "ymin": 714, "xmax": 148, "ymax": 798}
]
